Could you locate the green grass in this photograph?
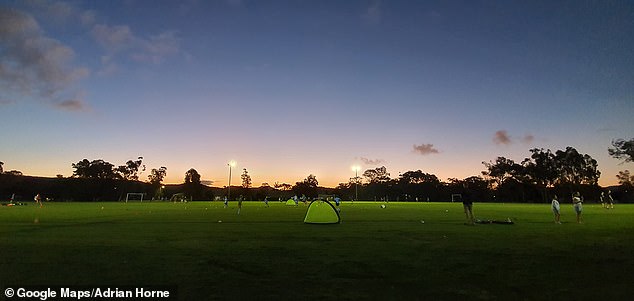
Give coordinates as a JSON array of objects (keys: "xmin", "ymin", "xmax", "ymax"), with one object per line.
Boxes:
[{"xmin": 2, "ymin": 201, "xmax": 633, "ymax": 300}]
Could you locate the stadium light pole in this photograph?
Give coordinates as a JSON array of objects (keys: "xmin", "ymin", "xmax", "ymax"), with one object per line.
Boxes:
[
  {"xmin": 352, "ymin": 165, "xmax": 361, "ymax": 201},
  {"xmin": 228, "ymin": 160, "xmax": 236, "ymax": 200}
]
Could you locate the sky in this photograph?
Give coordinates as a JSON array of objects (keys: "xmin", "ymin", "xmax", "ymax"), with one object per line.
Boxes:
[{"xmin": 1, "ymin": 0, "xmax": 633, "ymax": 188}]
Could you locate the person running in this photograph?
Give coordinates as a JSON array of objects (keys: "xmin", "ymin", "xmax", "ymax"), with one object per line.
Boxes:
[
  {"xmin": 551, "ymin": 195, "xmax": 561, "ymax": 224},
  {"xmin": 223, "ymin": 196, "xmax": 228, "ymax": 208},
  {"xmin": 600, "ymin": 191, "xmax": 606, "ymax": 209},
  {"xmin": 572, "ymin": 192, "xmax": 583, "ymax": 223},
  {"xmin": 263, "ymin": 196, "xmax": 269, "ymax": 207},
  {"xmin": 34, "ymin": 193, "xmax": 43, "ymax": 208},
  {"xmin": 334, "ymin": 196, "xmax": 341, "ymax": 212}
]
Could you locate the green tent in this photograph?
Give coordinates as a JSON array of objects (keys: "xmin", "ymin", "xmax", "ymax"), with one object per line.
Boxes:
[
  {"xmin": 304, "ymin": 200, "xmax": 340, "ymax": 224},
  {"xmin": 286, "ymin": 199, "xmax": 297, "ymax": 206}
]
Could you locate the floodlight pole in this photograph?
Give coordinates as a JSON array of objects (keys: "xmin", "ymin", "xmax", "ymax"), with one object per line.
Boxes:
[
  {"xmin": 352, "ymin": 166, "xmax": 360, "ymax": 201},
  {"xmin": 355, "ymin": 169, "xmax": 358, "ymax": 201},
  {"xmin": 228, "ymin": 163, "xmax": 233, "ymax": 200}
]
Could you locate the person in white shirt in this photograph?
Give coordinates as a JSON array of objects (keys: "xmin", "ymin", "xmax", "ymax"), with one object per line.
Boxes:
[
  {"xmin": 551, "ymin": 195, "xmax": 561, "ymax": 224},
  {"xmin": 572, "ymin": 192, "xmax": 583, "ymax": 223}
]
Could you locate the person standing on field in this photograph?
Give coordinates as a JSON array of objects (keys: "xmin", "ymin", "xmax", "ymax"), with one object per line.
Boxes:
[
  {"xmin": 237, "ymin": 195, "xmax": 243, "ymax": 215},
  {"xmin": 607, "ymin": 190, "xmax": 615, "ymax": 209},
  {"xmin": 551, "ymin": 195, "xmax": 561, "ymax": 224},
  {"xmin": 462, "ymin": 191, "xmax": 475, "ymax": 225},
  {"xmin": 572, "ymin": 192, "xmax": 583, "ymax": 223},
  {"xmin": 34, "ymin": 193, "xmax": 42, "ymax": 208}
]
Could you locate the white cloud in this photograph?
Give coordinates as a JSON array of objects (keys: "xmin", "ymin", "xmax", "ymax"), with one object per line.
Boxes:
[
  {"xmin": 92, "ymin": 24, "xmax": 181, "ymax": 69},
  {"xmin": 0, "ymin": 7, "xmax": 89, "ymax": 109},
  {"xmin": 92, "ymin": 24, "xmax": 135, "ymax": 52}
]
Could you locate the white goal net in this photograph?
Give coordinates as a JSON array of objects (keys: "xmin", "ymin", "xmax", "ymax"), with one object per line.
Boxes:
[
  {"xmin": 451, "ymin": 194, "xmax": 462, "ymax": 202},
  {"xmin": 125, "ymin": 193, "xmax": 145, "ymax": 202}
]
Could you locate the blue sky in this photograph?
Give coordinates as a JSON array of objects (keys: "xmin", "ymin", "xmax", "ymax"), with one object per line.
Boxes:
[{"xmin": 1, "ymin": 0, "xmax": 632, "ymax": 187}]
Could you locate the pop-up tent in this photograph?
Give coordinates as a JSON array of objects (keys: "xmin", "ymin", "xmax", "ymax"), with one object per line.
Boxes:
[
  {"xmin": 304, "ymin": 200, "xmax": 340, "ymax": 224},
  {"xmin": 286, "ymin": 199, "xmax": 298, "ymax": 206}
]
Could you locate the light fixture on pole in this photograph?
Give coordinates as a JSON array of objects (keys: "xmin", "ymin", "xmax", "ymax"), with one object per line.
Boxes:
[
  {"xmin": 352, "ymin": 165, "xmax": 361, "ymax": 201},
  {"xmin": 228, "ymin": 160, "xmax": 236, "ymax": 200}
]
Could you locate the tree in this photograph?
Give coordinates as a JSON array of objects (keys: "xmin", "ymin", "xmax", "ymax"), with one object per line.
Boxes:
[
  {"xmin": 184, "ymin": 168, "xmax": 202, "ymax": 199},
  {"xmin": 148, "ymin": 167, "xmax": 167, "ymax": 185},
  {"xmin": 241, "ymin": 168, "xmax": 252, "ymax": 189},
  {"xmin": 274, "ymin": 182, "xmax": 292, "ymax": 191},
  {"xmin": 5, "ymin": 170, "xmax": 23, "ymax": 176},
  {"xmin": 609, "ymin": 138, "xmax": 634, "ymax": 163},
  {"xmin": 362, "ymin": 166, "xmax": 390, "ymax": 184},
  {"xmin": 554, "ymin": 147, "xmax": 600, "ymax": 186},
  {"xmin": 616, "ymin": 170, "xmax": 634, "ymax": 188},
  {"xmin": 115, "ymin": 157, "xmax": 145, "ymax": 180},
  {"xmin": 72, "ymin": 159, "xmax": 117, "ymax": 179},
  {"xmin": 148, "ymin": 166, "xmax": 167, "ymax": 199},
  {"xmin": 482, "ymin": 157, "xmax": 525, "ymax": 188},
  {"xmin": 522, "ymin": 148, "xmax": 558, "ymax": 201},
  {"xmin": 398, "ymin": 170, "xmax": 441, "ymax": 201},
  {"xmin": 523, "ymin": 149, "xmax": 558, "ymax": 186},
  {"xmin": 292, "ymin": 174, "xmax": 319, "ymax": 198},
  {"xmin": 0, "ymin": 161, "xmax": 3, "ymax": 173},
  {"xmin": 185, "ymin": 168, "xmax": 201, "ymax": 185}
]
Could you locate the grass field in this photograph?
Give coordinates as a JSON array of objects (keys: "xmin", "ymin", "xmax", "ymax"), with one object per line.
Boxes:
[{"xmin": 2, "ymin": 201, "xmax": 633, "ymax": 300}]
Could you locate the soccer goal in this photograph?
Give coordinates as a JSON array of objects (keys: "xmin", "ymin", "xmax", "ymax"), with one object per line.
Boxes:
[
  {"xmin": 125, "ymin": 193, "xmax": 145, "ymax": 203},
  {"xmin": 451, "ymin": 194, "xmax": 462, "ymax": 202}
]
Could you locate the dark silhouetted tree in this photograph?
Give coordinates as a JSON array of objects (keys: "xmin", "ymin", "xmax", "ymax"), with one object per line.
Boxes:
[
  {"xmin": 148, "ymin": 166, "xmax": 167, "ymax": 199},
  {"xmin": 0, "ymin": 161, "xmax": 3, "ymax": 173},
  {"xmin": 184, "ymin": 168, "xmax": 202, "ymax": 199},
  {"xmin": 522, "ymin": 148, "xmax": 558, "ymax": 201},
  {"xmin": 274, "ymin": 182, "xmax": 292, "ymax": 191},
  {"xmin": 292, "ymin": 174, "xmax": 318, "ymax": 198},
  {"xmin": 616, "ymin": 170, "xmax": 634, "ymax": 188},
  {"xmin": 609, "ymin": 138, "xmax": 634, "ymax": 163},
  {"xmin": 115, "ymin": 157, "xmax": 145, "ymax": 180},
  {"xmin": 482, "ymin": 157, "xmax": 525, "ymax": 188},
  {"xmin": 554, "ymin": 147, "xmax": 600, "ymax": 186},
  {"xmin": 72, "ymin": 159, "xmax": 117, "ymax": 179},
  {"xmin": 398, "ymin": 170, "xmax": 441, "ymax": 201},
  {"xmin": 241, "ymin": 168, "xmax": 252, "ymax": 189},
  {"xmin": 363, "ymin": 166, "xmax": 390, "ymax": 184},
  {"xmin": 148, "ymin": 167, "xmax": 167, "ymax": 185},
  {"xmin": 5, "ymin": 170, "xmax": 23, "ymax": 176}
]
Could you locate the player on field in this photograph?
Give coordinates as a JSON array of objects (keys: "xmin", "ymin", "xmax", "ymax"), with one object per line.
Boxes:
[
  {"xmin": 237, "ymin": 195, "xmax": 243, "ymax": 215},
  {"xmin": 551, "ymin": 195, "xmax": 561, "ymax": 224},
  {"xmin": 34, "ymin": 193, "xmax": 43, "ymax": 208},
  {"xmin": 462, "ymin": 192, "xmax": 475, "ymax": 225},
  {"xmin": 606, "ymin": 190, "xmax": 615, "ymax": 209},
  {"xmin": 572, "ymin": 192, "xmax": 583, "ymax": 223}
]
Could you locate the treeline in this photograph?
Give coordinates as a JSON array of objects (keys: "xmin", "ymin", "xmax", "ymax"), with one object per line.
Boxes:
[{"xmin": 1, "ymin": 141, "xmax": 634, "ymax": 203}]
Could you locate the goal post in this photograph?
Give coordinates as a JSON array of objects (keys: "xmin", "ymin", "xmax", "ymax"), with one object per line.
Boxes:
[
  {"xmin": 451, "ymin": 194, "xmax": 462, "ymax": 202},
  {"xmin": 125, "ymin": 193, "xmax": 145, "ymax": 203}
]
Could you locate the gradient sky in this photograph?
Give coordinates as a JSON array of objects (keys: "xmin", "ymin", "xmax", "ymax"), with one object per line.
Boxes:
[{"xmin": 1, "ymin": 0, "xmax": 633, "ymax": 188}]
